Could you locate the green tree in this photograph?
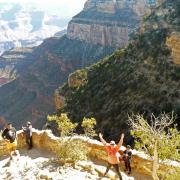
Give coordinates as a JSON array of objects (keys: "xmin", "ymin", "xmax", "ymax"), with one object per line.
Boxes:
[
  {"xmin": 128, "ymin": 113, "xmax": 180, "ymax": 180},
  {"xmin": 47, "ymin": 113, "xmax": 77, "ymax": 136},
  {"xmin": 81, "ymin": 117, "xmax": 97, "ymax": 137}
]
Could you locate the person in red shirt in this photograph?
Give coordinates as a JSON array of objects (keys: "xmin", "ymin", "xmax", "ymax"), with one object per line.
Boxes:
[{"xmin": 99, "ymin": 133, "xmax": 124, "ymax": 180}]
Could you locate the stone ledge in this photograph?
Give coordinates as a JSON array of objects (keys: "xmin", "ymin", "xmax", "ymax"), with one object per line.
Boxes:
[{"xmin": 0, "ymin": 129, "xmax": 179, "ymax": 177}]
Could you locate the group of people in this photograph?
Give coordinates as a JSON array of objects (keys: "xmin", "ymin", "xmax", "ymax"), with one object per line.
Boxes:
[
  {"xmin": 1, "ymin": 122, "xmax": 131, "ymax": 179},
  {"xmin": 99, "ymin": 133, "xmax": 132, "ymax": 179},
  {"xmin": 1, "ymin": 121, "xmax": 33, "ymax": 160}
]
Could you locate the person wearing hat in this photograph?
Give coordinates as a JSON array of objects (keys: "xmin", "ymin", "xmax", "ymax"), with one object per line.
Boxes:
[
  {"xmin": 22, "ymin": 121, "xmax": 33, "ymax": 150},
  {"xmin": 123, "ymin": 145, "xmax": 132, "ymax": 174},
  {"xmin": 99, "ymin": 133, "xmax": 124, "ymax": 180}
]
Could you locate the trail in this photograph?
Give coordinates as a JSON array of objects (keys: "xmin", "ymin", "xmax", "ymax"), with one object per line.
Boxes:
[{"xmin": 0, "ymin": 148, "xmax": 150, "ymax": 180}]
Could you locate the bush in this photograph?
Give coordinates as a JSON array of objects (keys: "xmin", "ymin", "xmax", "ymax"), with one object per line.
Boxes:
[
  {"xmin": 81, "ymin": 117, "xmax": 97, "ymax": 137},
  {"xmin": 47, "ymin": 113, "xmax": 77, "ymax": 136},
  {"xmin": 158, "ymin": 167, "xmax": 180, "ymax": 180},
  {"xmin": 56, "ymin": 138, "xmax": 89, "ymax": 164}
]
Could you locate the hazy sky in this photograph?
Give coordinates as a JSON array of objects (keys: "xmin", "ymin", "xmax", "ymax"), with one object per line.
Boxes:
[{"xmin": 0, "ymin": 0, "xmax": 87, "ymax": 18}]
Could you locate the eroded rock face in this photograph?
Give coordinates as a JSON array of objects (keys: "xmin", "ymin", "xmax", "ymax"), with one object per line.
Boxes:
[
  {"xmin": 68, "ymin": 22, "xmax": 129, "ymax": 48},
  {"xmin": 54, "ymin": 92, "xmax": 66, "ymax": 110},
  {"xmin": 68, "ymin": 70, "xmax": 87, "ymax": 88},
  {"xmin": 67, "ymin": 0, "xmax": 155, "ymax": 48},
  {"xmin": 84, "ymin": 0, "xmax": 116, "ymax": 14},
  {"xmin": 166, "ymin": 32, "xmax": 180, "ymax": 64}
]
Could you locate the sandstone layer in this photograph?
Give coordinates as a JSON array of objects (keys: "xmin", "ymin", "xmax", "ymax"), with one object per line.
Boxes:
[{"xmin": 67, "ymin": 0, "xmax": 155, "ymax": 48}]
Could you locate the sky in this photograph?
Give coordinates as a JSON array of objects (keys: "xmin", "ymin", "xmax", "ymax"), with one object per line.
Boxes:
[{"xmin": 0, "ymin": 0, "xmax": 87, "ymax": 18}]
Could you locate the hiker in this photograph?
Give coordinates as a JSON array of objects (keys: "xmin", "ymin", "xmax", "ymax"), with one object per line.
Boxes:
[
  {"xmin": 22, "ymin": 121, "xmax": 33, "ymax": 150},
  {"xmin": 123, "ymin": 145, "xmax": 132, "ymax": 174},
  {"xmin": 2, "ymin": 123, "xmax": 17, "ymax": 160},
  {"xmin": 99, "ymin": 132, "xmax": 124, "ymax": 180}
]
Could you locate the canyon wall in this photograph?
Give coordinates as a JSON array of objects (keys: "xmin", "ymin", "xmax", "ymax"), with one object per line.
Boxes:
[{"xmin": 67, "ymin": 0, "xmax": 155, "ymax": 48}]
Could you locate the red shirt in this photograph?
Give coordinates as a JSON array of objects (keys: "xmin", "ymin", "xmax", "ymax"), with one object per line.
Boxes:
[{"xmin": 105, "ymin": 144, "xmax": 121, "ymax": 164}]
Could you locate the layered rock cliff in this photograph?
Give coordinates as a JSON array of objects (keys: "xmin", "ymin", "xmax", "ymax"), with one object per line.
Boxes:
[{"xmin": 67, "ymin": 0, "xmax": 156, "ymax": 48}]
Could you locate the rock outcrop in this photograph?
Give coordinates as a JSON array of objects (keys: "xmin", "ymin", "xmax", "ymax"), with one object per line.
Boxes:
[
  {"xmin": 166, "ymin": 32, "xmax": 180, "ymax": 64},
  {"xmin": 67, "ymin": 0, "xmax": 155, "ymax": 48},
  {"xmin": 54, "ymin": 91, "xmax": 66, "ymax": 110},
  {"xmin": 68, "ymin": 69, "xmax": 88, "ymax": 88}
]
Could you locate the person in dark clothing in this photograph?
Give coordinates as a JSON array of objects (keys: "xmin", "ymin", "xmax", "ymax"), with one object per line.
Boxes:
[
  {"xmin": 2, "ymin": 123, "xmax": 17, "ymax": 159},
  {"xmin": 22, "ymin": 121, "xmax": 33, "ymax": 150},
  {"xmin": 123, "ymin": 145, "xmax": 132, "ymax": 174}
]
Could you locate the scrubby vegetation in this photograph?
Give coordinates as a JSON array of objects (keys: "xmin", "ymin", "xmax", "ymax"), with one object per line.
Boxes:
[
  {"xmin": 47, "ymin": 113, "xmax": 97, "ymax": 163},
  {"xmin": 56, "ymin": 0, "xmax": 180, "ymax": 143},
  {"xmin": 81, "ymin": 117, "xmax": 97, "ymax": 138},
  {"xmin": 56, "ymin": 139, "xmax": 89, "ymax": 164},
  {"xmin": 48, "ymin": 113, "xmax": 78, "ymax": 137},
  {"xmin": 129, "ymin": 113, "xmax": 180, "ymax": 180}
]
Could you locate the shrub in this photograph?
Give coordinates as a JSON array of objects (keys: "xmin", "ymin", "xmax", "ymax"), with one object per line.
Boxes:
[
  {"xmin": 47, "ymin": 113, "xmax": 77, "ymax": 136},
  {"xmin": 81, "ymin": 117, "xmax": 97, "ymax": 137},
  {"xmin": 56, "ymin": 138, "xmax": 89, "ymax": 164}
]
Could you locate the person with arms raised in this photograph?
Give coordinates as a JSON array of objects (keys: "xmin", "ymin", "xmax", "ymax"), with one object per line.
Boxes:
[{"xmin": 99, "ymin": 132, "xmax": 124, "ymax": 180}]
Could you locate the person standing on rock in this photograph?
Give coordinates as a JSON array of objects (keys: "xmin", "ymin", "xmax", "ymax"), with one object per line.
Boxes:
[
  {"xmin": 22, "ymin": 121, "xmax": 33, "ymax": 150},
  {"xmin": 123, "ymin": 145, "xmax": 132, "ymax": 174},
  {"xmin": 2, "ymin": 123, "xmax": 17, "ymax": 160},
  {"xmin": 99, "ymin": 132, "xmax": 124, "ymax": 180}
]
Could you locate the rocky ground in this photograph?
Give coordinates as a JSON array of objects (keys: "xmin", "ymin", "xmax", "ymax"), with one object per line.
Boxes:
[
  {"xmin": 0, "ymin": 148, "xmax": 143, "ymax": 180},
  {"xmin": 0, "ymin": 148, "xmax": 153, "ymax": 180}
]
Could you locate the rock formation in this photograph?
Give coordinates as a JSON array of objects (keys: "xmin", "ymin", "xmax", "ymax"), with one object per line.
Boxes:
[
  {"xmin": 166, "ymin": 32, "xmax": 180, "ymax": 64},
  {"xmin": 68, "ymin": 70, "xmax": 87, "ymax": 88},
  {"xmin": 54, "ymin": 92, "xmax": 66, "ymax": 110},
  {"xmin": 67, "ymin": 0, "xmax": 155, "ymax": 48}
]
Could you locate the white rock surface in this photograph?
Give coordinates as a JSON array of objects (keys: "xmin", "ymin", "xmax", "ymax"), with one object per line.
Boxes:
[{"xmin": 0, "ymin": 148, "xmax": 136, "ymax": 180}]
